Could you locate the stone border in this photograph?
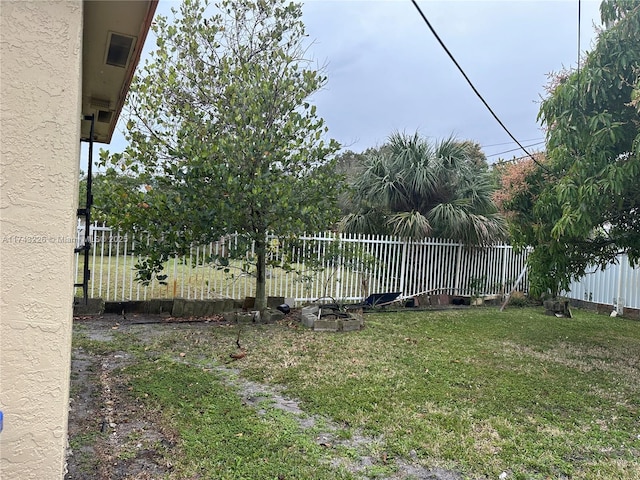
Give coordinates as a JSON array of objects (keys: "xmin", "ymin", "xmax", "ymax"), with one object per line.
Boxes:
[
  {"xmin": 300, "ymin": 305, "xmax": 364, "ymax": 332},
  {"xmin": 73, "ymin": 296, "xmax": 289, "ymax": 320},
  {"xmin": 568, "ymin": 298, "xmax": 639, "ymax": 320}
]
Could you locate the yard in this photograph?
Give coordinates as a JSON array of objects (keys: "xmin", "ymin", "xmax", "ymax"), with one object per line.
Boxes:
[{"xmin": 67, "ymin": 307, "xmax": 640, "ymax": 479}]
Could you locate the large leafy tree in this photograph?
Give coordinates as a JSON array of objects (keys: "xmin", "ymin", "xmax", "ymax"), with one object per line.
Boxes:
[
  {"xmin": 504, "ymin": 0, "xmax": 640, "ymax": 296},
  {"xmin": 78, "ymin": 171, "xmax": 147, "ymax": 225},
  {"xmin": 340, "ymin": 132, "xmax": 507, "ymax": 245},
  {"xmin": 101, "ymin": 0, "xmax": 341, "ymax": 310}
]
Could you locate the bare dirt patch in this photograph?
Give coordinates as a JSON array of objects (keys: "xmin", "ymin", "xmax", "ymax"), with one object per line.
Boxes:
[{"xmin": 66, "ymin": 319, "xmax": 179, "ymax": 479}]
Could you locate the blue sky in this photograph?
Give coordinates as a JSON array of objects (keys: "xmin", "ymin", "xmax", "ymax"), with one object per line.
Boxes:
[{"xmin": 82, "ymin": 0, "xmax": 603, "ymax": 171}]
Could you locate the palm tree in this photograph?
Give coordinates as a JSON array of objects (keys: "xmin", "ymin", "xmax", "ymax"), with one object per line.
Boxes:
[{"xmin": 339, "ymin": 132, "xmax": 507, "ymax": 245}]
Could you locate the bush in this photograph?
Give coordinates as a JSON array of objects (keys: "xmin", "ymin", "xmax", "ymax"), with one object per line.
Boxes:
[{"xmin": 508, "ymin": 291, "xmax": 531, "ymax": 307}]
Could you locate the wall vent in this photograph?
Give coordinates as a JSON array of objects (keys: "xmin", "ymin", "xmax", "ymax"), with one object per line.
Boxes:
[
  {"xmin": 97, "ymin": 110, "xmax": 113, "ymax": 123},
  {"xmin": 105, "ymin": 32, "xmax": 135, "ymax": 68}
]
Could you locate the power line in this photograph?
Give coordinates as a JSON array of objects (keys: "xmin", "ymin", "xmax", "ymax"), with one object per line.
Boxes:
[
  {"xmin": 577, "ymin": 0, "xmax": 582, "ymax": 71},
  {"xmin": 409, "ymin": 0, "xmax": 549, "ymax": 172},
  {"xmin": 486, "ymin": 141, "xmax": 546, "ymax": 158},
  {"xmin": 481, "ymin": 137, "xmax": 544, "ymax": 149}
]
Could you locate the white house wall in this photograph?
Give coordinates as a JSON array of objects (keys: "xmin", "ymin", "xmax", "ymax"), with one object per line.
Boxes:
[{"xmin": 0, "ymin": 1, "xmax": 83, "ymax": 478}]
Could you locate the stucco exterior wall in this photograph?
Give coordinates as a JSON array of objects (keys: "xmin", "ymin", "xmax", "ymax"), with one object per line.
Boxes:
[{"xmin": 0, "ymin": 1, "xmax": 83, "ymax": 478}]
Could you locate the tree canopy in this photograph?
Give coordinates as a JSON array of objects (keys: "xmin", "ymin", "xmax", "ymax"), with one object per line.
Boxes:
[
  {"xmin": 100, "ymin": 0, "xmax": 341, "ymax": 310},
  {"xmin": 78, "ymin": 171, "xmax": 147, "ymax": 226},
  {"xmin": 340, "ymin": 132, "xmax": 507, "ymax": 245},
  {"xmin": 503, "ymin": 0, "xmax": 640, "ymax": 296}
]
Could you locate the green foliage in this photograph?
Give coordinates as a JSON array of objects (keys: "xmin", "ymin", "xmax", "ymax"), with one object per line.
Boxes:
[
  {"xmin": 340, "ymin": 132, "xmax": 507, "ymax": 245},
  {"xmin": 78, "ymin": 170, "xmax": 146, "ymax": 225},
  {"xmin": 467, "ymin": 275, "xmax": 487, "ymax": 299},
  {"xmin": 333, "ymin": 149, "xmax": 368, "ymax": 178},
  {"xmin": 99, "ymin": 0, "xmax": 341, "ymax": 310},
  {"xmin": 506, "ymin": 0, "xmax": 640, "ymax": 297},
  {"xmin": 506, "ymin": 290, "xmax": 536, "ymax": 307}
]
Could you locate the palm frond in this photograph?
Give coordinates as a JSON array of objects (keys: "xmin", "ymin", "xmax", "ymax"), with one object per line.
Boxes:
[
  {"xmin": 428, "ymin": 202, "xmax": 470, "ymax": 238},
  {"xmin": 387, "ymin": 210, "xmax": 432, "ymax": 239},
  {"xmin": 339, "ymin": 210, "xmax": 391, "ymax": 235},
  {"xmin": 434, "ymin": 136, "xmax": 472, "ymax": 170},
  {"xmin": 345, "ymin": 132, "xmax": 507, "ymax": 244}
]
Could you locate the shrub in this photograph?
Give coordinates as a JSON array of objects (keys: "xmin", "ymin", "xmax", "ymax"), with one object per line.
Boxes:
[{"xmin": 508, "ymin": 291, "xmax": 531, "ymax": 307}]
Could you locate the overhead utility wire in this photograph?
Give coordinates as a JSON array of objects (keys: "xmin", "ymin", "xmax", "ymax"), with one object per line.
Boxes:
[
  {"xmin": 487, "ymin": 141, "xmax": 546, "ymax": 158},
  {"xmin": 482, "ymin": 137, "xmax": 543, "ymax": 149},
  {"xmin": 409, "ymin": 0, "xmax": 549, "ymax": 172},
  {"xmin": 577, "ymin": 0, "xmax": 581, "ymax": 70}
]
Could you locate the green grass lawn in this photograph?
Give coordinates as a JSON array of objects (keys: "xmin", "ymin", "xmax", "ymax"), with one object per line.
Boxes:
[{"xmin": 74, "ymin": 307, "xmax": 640, "ymax": 479}]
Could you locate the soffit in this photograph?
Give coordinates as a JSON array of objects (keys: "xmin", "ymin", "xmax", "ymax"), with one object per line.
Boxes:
[{"xmin": 81, "ymin": 0, "xmax": 158, "ymax": 143}]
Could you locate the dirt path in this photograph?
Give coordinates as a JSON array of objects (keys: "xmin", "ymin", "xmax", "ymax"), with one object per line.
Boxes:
[
  {"xmin": 66, "ymin": 318, "xmax": 179, "ymax": 479},
  {"xmin": 66, "ymin": 314, "xmax": 463, "ymax": 480}
]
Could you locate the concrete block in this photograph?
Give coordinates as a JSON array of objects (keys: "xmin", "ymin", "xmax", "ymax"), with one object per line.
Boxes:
[
  {"xmin": 301, "ymin": 312, "xmax": 316, "ymax": 328},
  {"xmin": 349, "ymin": 310, "xmax": 365, "ymax": 326},
  {"xmin": 182, "ymin": 299, "xmax": 196, "ymax": 316},
  {"xmin": 436, "ymin": 294, "xmax": 450, "ymax": 305},
  {"xmin": 262, "ymin": 308, "xmax": 285, "ymax": 323},
  {"xmin": 148, "ymin": 299, "xmax": 174, "ymax": 314},
  {"xmin": 341, "ymin": 318, "xmax": 362, "ymax": 331},
  {"xmin": 267, "ymin": 296, "xmax": 285, "ymax": 309},
  {"xmin": 482, "ymin": 295, "xmax": 501, "ymax": 306},
  {"xmin": 415, "ymin": 294, "xmax": 430, "ymax": 306},
  {"xmin": 190, "ymin": 300, "xmax": 204, "ymax": 317},
  {"xmin": 300, "ymin": 305, "xmax": 319, "ymax": 328},
  {"xmin": 233, "ymin": 299, "xmax": 244, "ymax": 310},
  {"xmin": 314, "ymin": 319, "xmax": 339, "ymax": 332},
  {"xmin": 625, "ymin": 307, "xmax": 640, "ymax": 320},
  {"xmin": 242, "ymin": 297, "xmax": 255, "ymax": 309},
  {"xmin": 301, "ymin": 305, "xmax": 319, "ymax": 316},
  {"xmin": 73, "ymin": 297, "xmax": 104, "ymax": 316},
  {"xmin": 223, "ymin": 299, "xmax": 236, "ymax": 313},
  {"xmin": 172, "ymin": 298, "xmax": 186, "ymax": 317},
  {"xmin": 237, "ymin": 312, "xmax": 255, "ymax": 324},
  {"xmin": 210, "ymin": 299, "xmax": 225, "ymax": 314},
  {"xmin": 200, "ymin": 301, "xmax": 213, "ymax": 316},
  {"xmin": 171, "ymin": 298, "xmax": 243, "ymax": 318}
]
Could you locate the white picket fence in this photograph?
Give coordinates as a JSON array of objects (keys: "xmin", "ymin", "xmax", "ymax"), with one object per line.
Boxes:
[
  {"xmin": 74, "ymin": 222, "xmax": 530, "ymax": 304},
  {"xmin": 75, "ymin": 222, "xmax": 639, "ymax": 310}
]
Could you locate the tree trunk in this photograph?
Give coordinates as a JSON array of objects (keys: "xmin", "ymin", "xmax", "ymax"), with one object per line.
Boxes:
[{"xmin": 254, "ymin": 237, "xmax": 267, "ymax": 311}]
